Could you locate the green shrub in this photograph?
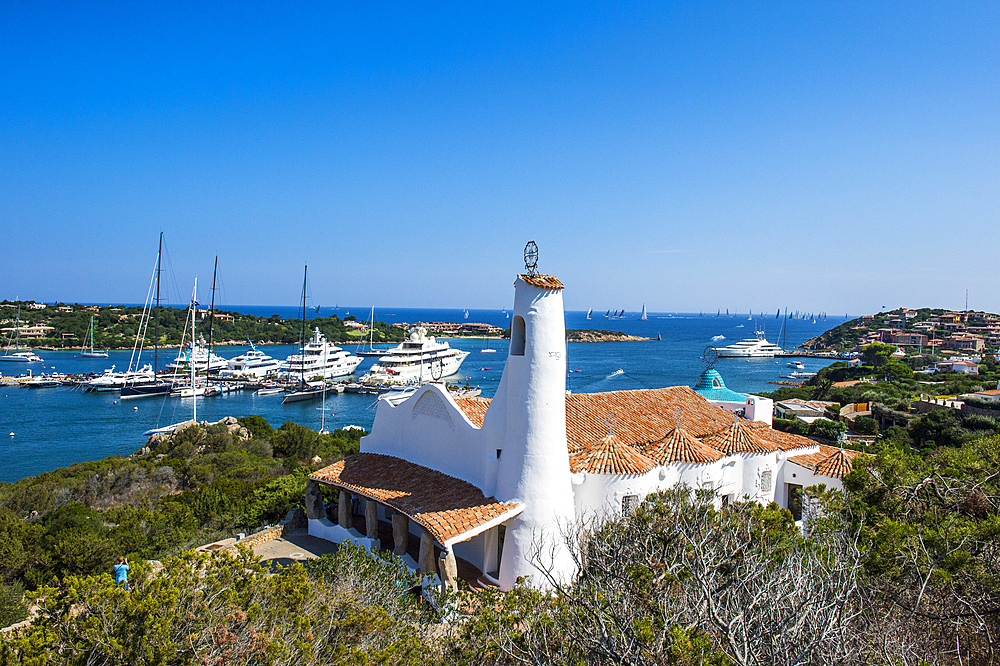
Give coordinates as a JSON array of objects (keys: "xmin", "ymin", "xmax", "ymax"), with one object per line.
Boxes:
[
  {"xmin": 808, "ymin": 418, "xmax": 847, "ymax": 442},
  {"xmin": 852, "ymin": 416, "xmax": 879, "ymax": 435},
  {"xmin": 773, "ymin": 418, "xmax": 808, "ymax": 435},
  {"xmin": 237, "ymin": 415, "xmax": 276, "ymax": 440},
  {"xmin": 0, "ymin": 579, "xmax": 28, "ymax": 628}
]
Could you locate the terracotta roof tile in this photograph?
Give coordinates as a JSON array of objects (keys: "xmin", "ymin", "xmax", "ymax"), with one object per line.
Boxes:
[
  {"xmin": 566, "ymin": 387, "xmax": 737, "ymax": 447},
  {"xmin": 454, "ymin": 396, "xmax": 489, "ymax": 427},
  {"xmin": 787, "ymin": 445, "xmax": 867, "ymax": 479},
  {"xmin": 569, "ymin": 433, "xmax": 659, "ymax": 475},
  {"xmin": 702, "ymin": 418, "xmax": 778, "ymax": 455},
  {"xmin": 748, "ymin": 424, "xmax": 817, "ymax": 452},
  {"xmin": 454, "ymin": 386, "xmax": 820, "ymax": 470},
  {"xmin": 518, "ymin": 274, "xmax": 564, "ymax": 290},
  {"xmin": 643, "ymin": 427, "xmax": 725, "ymax": 464},
  {"xmin": 310, "ymin": 453, "xmax": 520, "ymax": 546}
]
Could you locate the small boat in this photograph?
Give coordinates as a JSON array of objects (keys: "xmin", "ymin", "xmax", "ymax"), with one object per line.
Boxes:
[
  {"xmin": 282, "ymin": 381, "xmax": 327, "ymax": 403},
  {"xmin": 639, "ymin": 304, "xmax": 648, "ymax": 321},
  {"xmin": 610, "ymin": 369, "xmax": 624, "ymax": 376},
  {"xmin": 586, "ymin": 308, "xmax": 592, "ymax": 320},
  {"xmin": 22, "ymin": 376, "xmax": 64, "ymax": 388},
  {"xmin": 788, "ymin": 371, "xmax": 816, "ymax": 379},
  {"xmin": 380, "ymin": 385, "xmax": 420, "ymax": 406},
  {"xmin": 1, "ymin": 305, "xmax": 43, "ymax": 363},
  {"xmin": 788, "ymin": 361, "xmax": 805, "ymax": 369},
  {"xmin": 80, "ymin": 315, "xmax": 108, "ymax": 358},
  {"xmin": 256, "ymin": 387, "xmax": 285, "ymax": 396}
]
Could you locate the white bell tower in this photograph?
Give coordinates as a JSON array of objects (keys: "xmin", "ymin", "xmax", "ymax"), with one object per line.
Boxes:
[{"xmin": 486, "ymin": 242, "xmax": 576, "ymax": 589}]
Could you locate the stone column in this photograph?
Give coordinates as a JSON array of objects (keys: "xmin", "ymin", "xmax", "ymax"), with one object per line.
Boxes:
[
  {"xmin": 391, "ymin": 514, "xmax": 409, "ymax": 557},
  {"xmin": 304, "ymin": 480, "xmax": 324, "ymax": 520},
  {"xmin": 338, "ymin": 490, "xmax": 351, "ymax": 529},
  {"xmin": 365, "ymin": 500, "xmax": 380, "ymax": 546},
  {"xmin": 438, "ymin": 549, "xmax": 458, "ymax": 592},
  {"xmin": 418, "ymin": 531, "xmax": 435, "ymax": 574}
]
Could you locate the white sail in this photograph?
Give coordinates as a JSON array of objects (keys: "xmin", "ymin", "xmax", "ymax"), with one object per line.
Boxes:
[{"xmin": 639, "ymin": 304, "xmax": 648, "ymax": 321}]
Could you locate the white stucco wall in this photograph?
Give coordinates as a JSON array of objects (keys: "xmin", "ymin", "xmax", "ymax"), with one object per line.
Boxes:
[
  {"xmin": 361, "ymin": 384, "xmax": 488, "ymax": 492},
  {"xmin": 571, "ymin": 467, "xmax": 671, "ymax": 518},
  {"xmin": 710, "ymin": 396, "xmax": 773, "ymax": 425}
]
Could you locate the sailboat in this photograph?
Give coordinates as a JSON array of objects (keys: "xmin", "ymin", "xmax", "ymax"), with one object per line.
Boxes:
[
  {"xmin": 0, "ymin": 305, "xmax": 43, "ymax": 363},
  {"xmin": 463, "ymin": 309, "xmax": 469, "ymax": 319},
  {"xmin": 284, "ymin": 266, "xmax": 329, "ymax": 404},
  {"xmin": 122, "ymin": 234, "xmax": 174, "ymax": 399},
  {"xmin": 80, "ymin": 315, "xmax": 108, "ymax": 358},
  {"xmin": 481, "ymin": 318, "xmax": 498, "ymax": 353},
  {"xmin": 586, "ymin": 308, "xmax": 592, "ymax": 320},
  {"xmin": 357, "ymin": 306, "xmax": 388, "ymax": 357},
  {"xmin": 639, "ymin": 304, "xmax": 648, "ymax": 321},
  {"xmin": 140, "ymin": 281, "xmax": 203, "ymax": 436},
  {"xmin": 170, "ymin": 280, "xmax": 215, "ymax": 398}
]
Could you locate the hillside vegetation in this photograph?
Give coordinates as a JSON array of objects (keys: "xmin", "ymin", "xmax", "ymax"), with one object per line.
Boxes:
[{"xmin": 0, "ymin": 300, "xmax": 405, "ymax": 349}]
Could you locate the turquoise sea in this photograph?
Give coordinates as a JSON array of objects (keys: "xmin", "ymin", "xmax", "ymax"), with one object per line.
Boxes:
[{"xmin": 0, "ymin": 308, "xmax": 846, "ymax": 483}]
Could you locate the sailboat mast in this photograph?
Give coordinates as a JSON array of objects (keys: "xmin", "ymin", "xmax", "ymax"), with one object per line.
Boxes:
[
  {"xmin": 154, "ymin": 232, "xmax": 162, "ymax": 373},
  {"xmin": 208, "ymin": 256, "xmax": 218, "ymax": 374},
  {"xmin": 300, "ymin": 266, "xmax": 308, "ymax": 386},
  {"xmin": 192, "ymin": 279, "xmax": 197, "ymax": 423}
]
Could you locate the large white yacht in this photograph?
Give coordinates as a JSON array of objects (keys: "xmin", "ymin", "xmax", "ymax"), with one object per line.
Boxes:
[
  {"xmin": 715, "ymin": 330, "xmax": 785, "ymax": 358},
  {"xmin": 86, "ymin": 364, "xmax": 157, "ymax": 392},
  {"xmin": 280, "ymin": 327, "xmax": 362, "ymax": 380},
  {"xmin": 166, "ymin": 336, "xmax": 229, "ymax": 373},
  {"xmin": 0, "ymin": 350, "xmax": 44, "ymax": 363},
  {"xmin": 220, "ymin": 342, "xmax": 281, "ymax": 377},
  {"xmin": 360, "ymin": 327, "xmax": 470, "ymax": 385}
]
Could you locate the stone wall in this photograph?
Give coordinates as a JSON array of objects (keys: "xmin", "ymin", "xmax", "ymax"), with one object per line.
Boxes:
[{"xmin": 221, "ymin": 507, "xmax": 306, "ymax": 554}]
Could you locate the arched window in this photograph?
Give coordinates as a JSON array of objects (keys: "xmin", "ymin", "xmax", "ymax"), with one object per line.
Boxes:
[{"xmin": 511, "ymin": 315, "xmax": 526, "ymax": 356}]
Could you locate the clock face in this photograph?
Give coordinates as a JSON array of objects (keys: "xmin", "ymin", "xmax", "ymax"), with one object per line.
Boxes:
[{"xmin": 523, "ymin": 240, "xmax": 538, "ymax": 273}]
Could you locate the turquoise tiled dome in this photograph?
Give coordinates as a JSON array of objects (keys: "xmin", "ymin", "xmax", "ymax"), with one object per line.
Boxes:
[{"xmin": 694, "ymin": 368, "xmax": 747, "ymax": 403}]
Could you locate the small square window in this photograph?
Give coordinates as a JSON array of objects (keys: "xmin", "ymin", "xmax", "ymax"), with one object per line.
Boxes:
[
  {"xmin": 621, "ymin": 494, "xmax": 640, "ymax": 515},
  {"xmin": 496, "ymin": 449, "xmax": 503, "ymax": 460}
]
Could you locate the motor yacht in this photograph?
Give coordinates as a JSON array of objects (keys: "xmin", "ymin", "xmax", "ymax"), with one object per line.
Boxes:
[
  {"xmin": 166, "ymin": 336, "xmax": 229, "ymax": 373},
  {"xmin": 221, "ymin": 343, "xmax": 281, "ymax": 377},
  {"xmin": 360, "ymin": 327, "xmax": 469, "ymax": 385},
  {"xmin": 715, "ymin": 330, "xmax": 785, "ymax": 358},
  {"xmin": 0, "ymin": 350, "xmax": 43, "ymax": 363},
  {"xmin": 279, "ymin": 327, "xmax": 362, "ymax": 381}
]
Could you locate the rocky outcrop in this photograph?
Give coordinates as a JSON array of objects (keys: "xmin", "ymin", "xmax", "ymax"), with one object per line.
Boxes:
[{"xmin": 566, "ymin": 329, "xmax": 653, "ymax": 343}]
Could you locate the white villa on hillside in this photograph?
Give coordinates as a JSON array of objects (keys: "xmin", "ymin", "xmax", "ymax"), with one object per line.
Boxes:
[{"xmin": 305, "ymin": 258, "xmax": 865, "ymax": 592}]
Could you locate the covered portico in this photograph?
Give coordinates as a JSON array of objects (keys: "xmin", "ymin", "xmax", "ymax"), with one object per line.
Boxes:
[{"xmin": 306, "ymin": 453, "xmax": 522, "ymax": 591}]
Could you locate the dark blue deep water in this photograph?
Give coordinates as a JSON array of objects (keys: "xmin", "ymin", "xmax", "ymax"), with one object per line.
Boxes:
[{"xmin": 0, "ymin": 308, "xmax": 844, "ymax": 482}]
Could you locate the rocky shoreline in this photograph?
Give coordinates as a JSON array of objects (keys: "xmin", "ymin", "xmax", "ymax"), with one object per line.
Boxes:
[{"xmin": 566, "ymin": 329, "xmax": 653, "ymax": 343}]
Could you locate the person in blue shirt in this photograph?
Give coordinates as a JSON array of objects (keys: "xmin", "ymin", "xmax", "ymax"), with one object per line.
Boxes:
[{"xmin": 113, "ymin": 556, "xmax": 129, "ymax": 591}]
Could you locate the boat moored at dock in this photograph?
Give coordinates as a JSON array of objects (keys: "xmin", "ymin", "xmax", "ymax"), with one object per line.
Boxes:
[
  {"xmin": 360, "ymin": 327, "xmax": 469, "ymax": 385},
  {"xmin": 279, "ymin": 328, "xmax": 362, "ymax": 381}
]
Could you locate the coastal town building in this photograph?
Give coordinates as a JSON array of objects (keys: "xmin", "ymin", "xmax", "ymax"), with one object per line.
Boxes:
[
  {"xmin": 305, "ymin": 255, "xmax": 866, "ymax": 592},
  {"xmin": 0, "ymin": 325, "xmax": 54, "ymax": 339}
]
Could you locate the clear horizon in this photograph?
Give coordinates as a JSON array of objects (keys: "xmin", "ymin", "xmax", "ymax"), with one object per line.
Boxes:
[{"xmin": 3, "ymin": 2, "xmax": 997, "ymax": 315}]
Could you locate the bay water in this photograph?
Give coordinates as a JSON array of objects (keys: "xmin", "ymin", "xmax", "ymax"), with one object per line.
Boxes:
[{"xmin": 0, "ymin": 308, "xmax": 844, "ymax": 483}]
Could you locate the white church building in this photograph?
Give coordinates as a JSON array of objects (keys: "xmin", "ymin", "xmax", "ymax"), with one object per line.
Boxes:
[{"xmin": 305, "ymin": 265, "xmax": 865, "ymax": 592}]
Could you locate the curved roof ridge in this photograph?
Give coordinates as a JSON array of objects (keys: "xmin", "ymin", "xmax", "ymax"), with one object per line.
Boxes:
[
  {"xmin": 702, "ymin": 418, "xmax": 777, "ymax": 455},
  {"xmin": 643, "ymin": 426, "xmax": 724, "ymax": 464},
  {"xmin": 569, "ymin": 432, "xmax": 658, "ymax": 476},
  {"xmin": 814, "ymin": 447, "xmax": 856, "ymax": 478}
]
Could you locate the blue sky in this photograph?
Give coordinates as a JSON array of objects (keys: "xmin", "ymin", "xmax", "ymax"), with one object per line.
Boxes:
[{"xmin": 2, "ymin": 1, "xmax": 997, "ymax": 315}]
